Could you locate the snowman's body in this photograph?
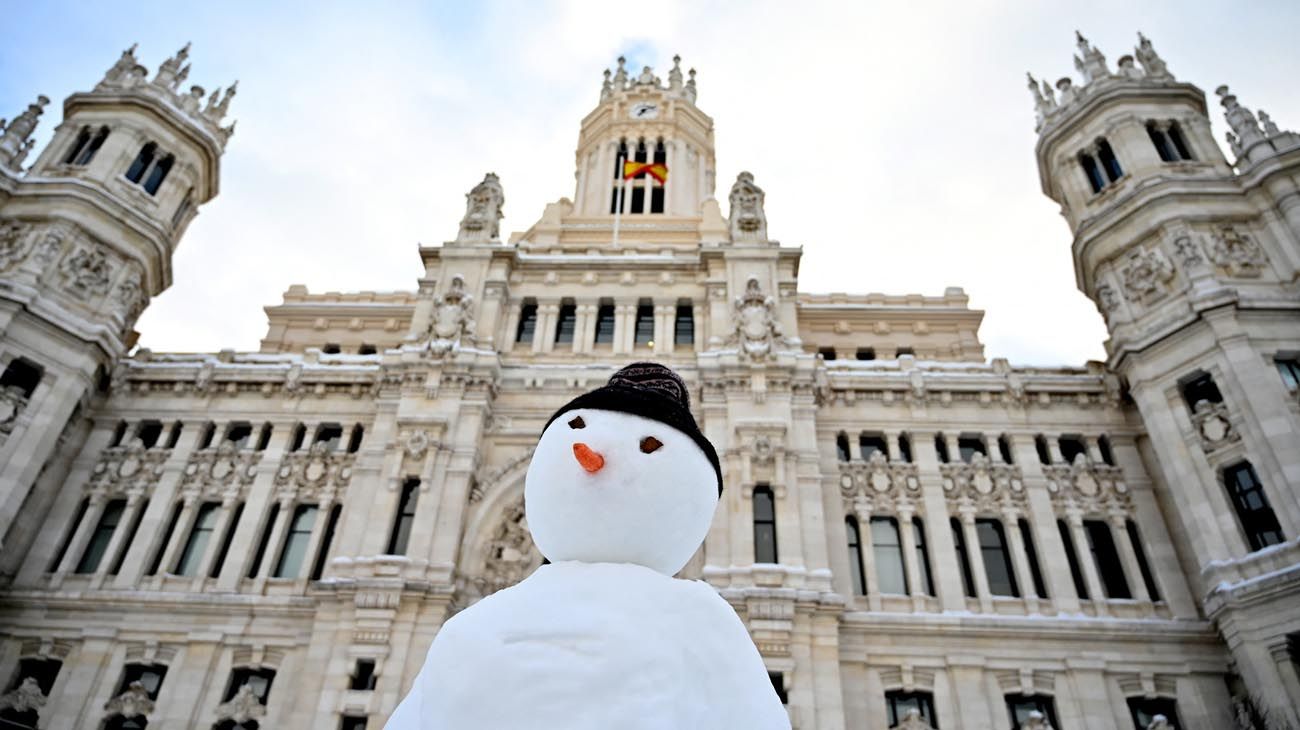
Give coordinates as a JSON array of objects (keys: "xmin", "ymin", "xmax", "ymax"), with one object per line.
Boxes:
[
  {"xmin": 387, "ymin": 561, "xmax": 787, "ymax": 729},
  {"xmin": 386, "ymin": 364, "xmax": 791, "ymax": 730}
]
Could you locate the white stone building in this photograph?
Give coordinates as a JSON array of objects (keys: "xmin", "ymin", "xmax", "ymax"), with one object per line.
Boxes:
[{"xmin": 0, "ymin": 34, "xmax": 1297, "ymax": 730}]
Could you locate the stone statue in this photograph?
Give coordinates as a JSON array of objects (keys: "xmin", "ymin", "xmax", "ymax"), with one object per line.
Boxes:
[
  {"xmin": 1225, "ymin": 131, "xmax": 1243, "ymax": 158},
  {"xmin": 103, "ymin": 680, "xmax": 154, "ymax": 719},
  {"xmin": 1022, "ymin": 710, "xmax": 1054, "ymax": 730},
  {"xmin": 668, "ymin": 55, "xmax": 683, "ymax": 91},
  {"xmin": 612, "ymin": 56, "xmax": 628, "ymax": 89},
  {"xmin": 600, "ymin": 69, "xmax": 613, "ymax": 102},
  {"xmin": 99, "ymin": 43, "xmax": 142, "ymax": 88},
  {"xmin": 636, "ymin": 66, "xmax": 657, "ymax": 86},
  {"xmin": 730, "ymin": 277, "xmax": 784, "ymax": 360},
  {"xmin": 1055, "ymin": 77, "xmax": 1077, "ymax": 107},
  {"xmin": 0, "ymin": 95, "xmax": 49, "ymax": 172},
  {"xmin": 214, "ymin": 684, "xmax": 266, "ymax": 724},
  {"xmin": 1146, "ymin": 714, "xmax": 1171, "ymax": 730},
  {"xmin": 1216, "ymin": 86, "xmax": 1264, "ymax": 147},
  {"xmin": 685, "ymin": 68, "xmax": 697, "ymax": 103},
  {"xmin": 893, "ymin": 707, "xmax": 936, "ymax": 729},
  {"xmin": 728, "ymin": 172, "xmax": 768, "ymax": 242},
  {"xmin": 1116, "ymin": 55, "xmax": 1143, "ymax": 80},
  {"xmin": 1073, "ymin": 31, "xmax": 1110, "ymax": 84},
  {"xmin": 457, "ymin": 173, "xmax": 505, "ymax": 242},
  {"xmin": 425, "ymin": 274, "xmax": 476, "ymax": 356},
  {"xmin": 180, "ymin": 85, "xmax": 205, "ymax": 114},
  {"xmin": 114, "ymin": 266, "xmax": 146, "ymax": 328},
  {"xmin": 1135, "ymin": 33, "xmax": 1171, "ymax": 79},
  {"xmin": 0, "ymin": 677, "xmax": 45, "ymax": 714},
  {"xmin": 153, "ymin": 43, "xmax": 191, "ymax": 91},
  {"xmin": 1258, "ymin": 111, "xmax": 1281, "ymax": 137}
]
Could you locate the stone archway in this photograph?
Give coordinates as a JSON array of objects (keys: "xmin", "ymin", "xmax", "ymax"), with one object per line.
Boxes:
[{"xmin": 454, "ymin": 494, "xmax": 544, "ymax": 608}]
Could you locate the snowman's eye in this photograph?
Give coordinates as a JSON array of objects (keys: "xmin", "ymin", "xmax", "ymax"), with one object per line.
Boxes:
[
  {"xmin": 568, "ymin": 416, "xmax": 586, "ymax": 429},
  {"xmin": 640, "ymin": 436, "xmax": 663, "ymax": 453}
]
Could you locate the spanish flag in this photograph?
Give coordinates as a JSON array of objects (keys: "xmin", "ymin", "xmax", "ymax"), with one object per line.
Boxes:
[{"xmin": 623, "ymin": 161, "xmax": 668, "ymax": 184}]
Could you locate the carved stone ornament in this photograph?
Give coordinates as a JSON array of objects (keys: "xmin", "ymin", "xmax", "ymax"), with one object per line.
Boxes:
[
  {"xmin": 729, "ymin": 277, "xmax": 784, "ymax": 360},
  {"xmin": 275, "ymin": 442, "xmax": 355, "ymax": 502},
  {"xmin": 1171, "ymin": 234, "xmax": 1204, "ymax": 269},
  {"xmin": 456, "ymin": 496, "xmax": 543, "ymax": 608},
  {"xmin": 1146, "ymin": 715, "xmax": 1172, "ymax": 730},
  {"xmin": 1043, "ymin": 454, "xmax": 1130, "ymax": 514},
  {"xmin": 402, "ymin": 429, "xmax": 431, "ymax": 460},
  {"xmin": 1094, "ymin": 283, "xmax": 1120, "ymax": 322},
  {"xmin": 103, "ymin": 680, "xmax": 154, "ymax": 718},
  {"xmin": 425, "ymin": 274, "xmax": 476, "ymax": 356},
  {"xmin": 0, "ymin": 219, "xmax": 32, "ymax": 271},
  {"xmin": 1206, "ymin": 226, "xmax": 1268, "ymax": 278},
  {"xmin": 214, "ymin": 684, "xmax": 266, "ymax": 723},
  {"xmin": 728, "ymin": 172, "xmax": 768, "ymax": 242},
  {"xmin": 0, "ymin": 95, "xmax": 49, "ymax": 172},
  {"xmin": 751, "ymin": 434, "xmax": 775, "ymax": 466},
  {"xmin": 92, "ymin": 439, "xmax": 169, "ymax": 489},
  {"xmin": 457, "ymin": 173, "xmax": 505, "ymax": 242},
  {"xmin": 1022, "ymin": 711, "xmax": 1054, "ymax": 730},
  {"xmin": 1119, "ymin": 247, "xmax": 1174, "ymax": 303},
  {"xmin": 114, "ymin": 265, "xmax": 146, "ymax": 325},
  {"xmin": 940, "ymin": 455, "xmax": 1026, "ymax": 512},
  {"xmin": 1190, "ymin": 399, "xmax": 1238, "ymax": 453},
  {"xmin": 0, "ymin": 677, "xmax": 45, "ymax": 713},
  {"xmin": 0, "ymin": 385, "xmax": 28, "ymax": 435},
  {"xmin": 893, "ymin": 708, "xmax": 937, "ymax": 730},
  {"xmin": 181, "ymin": 441, "xmax": 261, "ymax": 496},
  {"xmin": 60, "ymin": 246, "xmax": 114, "ymax": 299},
  {"xmin": 839, "ymin": 451, "xmax": 922, "ymax": 510}
]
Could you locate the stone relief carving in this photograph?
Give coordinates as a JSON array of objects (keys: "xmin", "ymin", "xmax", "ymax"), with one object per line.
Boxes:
[
  {"xmin": 728, "ymin": 172, "xmax": 768, "ymax": 242},
  {"xmin": 1170, "ymin": 234, "xmax": 1203, "ymax": 269},
  {"xmin": 399, "ymin": 429, "xmax": 432, "ymax": 460},
  {"xmin": 457, "ymin": 173, "xmax": 505, "ymax": 242},
  {"xmin": 940, "ymin": 455, "xmax": 1026, "ymax": 512},
  {"xmin": 893, "ymin": 708, "xmax": 937, "ymax": 730},
  {"xmin": 1093, "ymin": 283, "xmax": 1120, "ymax": 322},
  {"xmin": 114, "ymin": 265, "xmax": 146, "ymax": 326},
  {"xmin": 1190, "ymin": 400, "xmax": 1239, "ymax": 454},
  {"xmin": 0, "ymin": 219, "xmax": 31, "ymax": 271},
  {"xmin": 0, "ymin": 677, "xmax": 45, "ymax": 714},
  {"xmin": 0, "ymin": 95, "xmax": 48, "ymax": 172},
  {"xmin": 103, "ymin": 680, "xmax": 154, "ymax": 719},
  {"xmin": 1044, "ymin": 454, "xmax": 1131, "ymax": 515},
  {"xmin": 1119, "ymin": 247, "xmax": 1174, "ymax": 303},
  {"xmin": 729, "ymin": 277, "xmax": 784, "ymax": 360},
  {"xmin": 274, "ymin": 442, "xmax": 355, "ymax": 502},
  {"xmin": 1206, "ymin": 225, "xmax": 1268, "ymax": 278},
  {"xmin": 60, "ymin": 246, "xmax": 114, "ymax": 300},
  {"xmin": 91, "ymin": 440, "xmax": 169, "ymax": 491},
  {"xmin": 181, "ymin": 441, "xmax": 261, "ymax": 497},
  {"xmin": 0, "ymin": 384, "xmax": 29, "ymax": 436},
  {"xmin": 424, "ymin": 274, "xmax": 476, "ymax": 356},
  {"xmin": 214, "ymin": 684, "xmax": 265, "ymax": 724},
  {"xmin": 839, "ymin": 451, "xmax": 922, "ymax": 512},
  {"xmin": 457, "ymin": 496, "xmax": 543, "ymax": 607}
]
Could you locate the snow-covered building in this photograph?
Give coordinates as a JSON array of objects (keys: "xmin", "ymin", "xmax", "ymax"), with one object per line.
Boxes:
[{"xmin": 1, "ymin": 35, "xmax": 1298, "ymax": 730}]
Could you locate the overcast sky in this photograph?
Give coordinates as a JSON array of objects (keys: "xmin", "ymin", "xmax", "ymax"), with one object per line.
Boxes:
[{"xmin": 3, "ymin": 1, "xmax": 1298, "ymax": 365}]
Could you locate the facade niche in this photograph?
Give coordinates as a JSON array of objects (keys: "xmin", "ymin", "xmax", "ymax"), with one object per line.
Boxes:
[
  {"xmin": 0, "ymin": 357, "xmax": 43, "ymax": 399},
  {"xmin": 885, "ymin": 690, "xmax": 937, "ymax": 728},
  {"xmin": 515, "ymin": 300, "xmax": 537, "ymax": 344}
]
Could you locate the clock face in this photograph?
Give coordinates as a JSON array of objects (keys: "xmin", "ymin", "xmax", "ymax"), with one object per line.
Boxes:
[{"xmin": 630, "ymin": 103, "xmax": 659, "ymax": 120}]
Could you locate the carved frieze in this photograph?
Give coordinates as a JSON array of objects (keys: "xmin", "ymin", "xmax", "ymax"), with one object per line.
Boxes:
[
  {"xmin": 59, "ymin": 245, "xmax": 113, "ymax": 299},
  {"xmin": 90, "ymin": 441, "xmax": 169, "ymax": 492},
  {"xmin": 1043, "ymin": 455, "xmax": 1130, "ymax": 515},
  {"xmin": 181, "ymin": 442, "xmax": 261, "ymax": 499},
  {"xmin": 1189, "ymin": 399, "xmax": 1239, "ymax": 454},
  {"xmin": 0, "ymin": 219, "xmax": 31, "ymax": 271},
  {"xmin": 939, "ymin": 455, "xmax": 1026, "ymax": 512},
  {"xmin": 1205, "ymin": 225, "xmax": 1268, "ymax": 278},
  {"xmin": 274, "ymin": 442, "xmax": 355, "ymax": 502},
  {"xmin": 1119, "ymin": 246, "xmax": 1174, "ymax": 303},
  {"xmin": 839, "ymin": 452, "xmax": 922, "ymax": 513}
]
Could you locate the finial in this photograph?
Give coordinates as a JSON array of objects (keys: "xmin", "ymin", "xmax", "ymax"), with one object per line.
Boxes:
[
  {"xmin": 128, "ymin": 42, "xmax": 138, "ymax": 54},
  {"xmin": 1075, "ymin": 30, "xmax": 1087, "ymax": 45},
  {"xmin": 617, "ymin": 56, "xmax": 626, "ymax": 68},
  {"xmin": 673, "ymin": 54, "xmax": 681, "ymax": 66},
  {"xmin": 179, "ymin": 41, "xmax": 192, "ymax": 56}
]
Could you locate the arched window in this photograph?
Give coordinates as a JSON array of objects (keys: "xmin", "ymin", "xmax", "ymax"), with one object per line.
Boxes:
[
  {"xmin": 75, "ymin": 126, "xmax": 109, "ymax": 166},
  {"xmin": 629, "ymin": 138, "xmax": 649, "ymax": 213},
  {"xmin": 515, "ymin": 300, "xmax": 538, "ymax": 343},
  {"xmin": 142, "ymin": 154, "xmax": 174, "ymax": 195},
  {"xmin": 871, "ymin": 516, "xmax": 908, "ymax": 595},
  {"xmin": 63, "ymin": 126, "xmax": 91, "ymax": 164},
  {"xmin": 845, "ymin": 516, "xmax": 866, "ymax": 596},
  {"xmin": 1096, "ymin": 139, "xmax": 1123, "ymax": 182},
  {"xmin": 834, "ymin": 432, "xmax": 851, "ymax": 462},
  {"xmin": 752, "ymin": 485, "xmax": 777, "ymax": 564},
  {"xmin": 124, "ymin": 143, "xmax": 156, "ymax": 183},
  {"xmin": 1222, "ymin": 462, "xmax": 1285, "ymax": 551},
  {"xmin": 1147, "ymin": 120, "xmax": 1194, "ymax": 162},
  {"xmin": 1079, "ymin": 151, "xmax": 1106, "ymax": 193}
]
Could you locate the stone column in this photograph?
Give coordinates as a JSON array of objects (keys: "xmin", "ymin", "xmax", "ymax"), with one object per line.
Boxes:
[
  {"xmin": 896, "ymin": 505, "xmax": 925, "ymax": 609},
  {"xmin": 653, "ymin": 302, "xmax": 675, "ymax": 356},
  {"xmin": 1001, "ymin": 507, "xmax": 1040, "ymax": 612},
  {"xmin": 44, "ymin": 629, "xmax": 115, "ymax": 730},
  {"xmin": 691, "ymin": 301, "xmax": 706, "ymax": 352},
  {"xmin": 253, "ymin": 495, "xmax": 295, "ymax": 582},
  {"xmin": 1107, "ymin": 511, "xmax": 1150, "ymax": 603},
  {"xmin": 946, "ymin": 660, "xmax": 995, "ymax": 728},
  {"xmin": 52, "ymin": 493, "xmax": 106, "ymax": 581},
  {"xmin": 88, "ymin": 491, "xmax": 147, "ymax": 589},
  {"xmin": 945, "ymin": 433, "xmax": 962, "ymax": 465},
  {"xmin": 500, "ymin": 304, "xmax": 521, "ymax": 354},
  {"xmin": 959, "ymin": 508, "xmax": 993, "ymax": 613},
  {"xmin": 1066, "ymin": 509, "xmax": 1108, "ymax": 615},
  {"xmin": 574, "ymin": 302, "xmax": 597, "ymax": 355},
  {"xmin": 613, "ymin": 301, "xmax": 636, "ymax": 355},
  {"xmin": 214, "ymin": 424, "xmax": 292, "ymax": 590},
  {"xmin": 1013, "ymin": 433, "xmax": 1077, "ymax": 613},
  {"xmin": 852, "ymin": 500, "xmax": 881, "ymax": 611},
  {"xmin": 151, "ymin": 494, "xmax": 201, "ymax": 581},
  {"xmin": 535, "ymin": 302, "xmax": 559, "ymax": 354},
  {"xmin": 192, "ymin": 496, "xmax": 240, "ymax": 588},
  {"xmin": 0, "ymin": 371, "xmax": 85, "ymax": 545},
  {"xmin": 916, "ymin": 433, "xmax": 964, "ymax": 611}
]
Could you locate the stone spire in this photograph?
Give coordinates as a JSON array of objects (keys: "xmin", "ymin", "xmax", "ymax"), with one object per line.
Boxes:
[
  {"xmin": 685, "ymin": 67, "xmax": 697, "ymax": 103},
  {"xmin": 1135, "ymin": 32, "xmax": 1172, "ymax": 79},
  {"xmin": 98, "ymin": 43, "xmax": 148, "ymax": 90},
  {"xmin": 668, "ymin": 54, "xmax": 683, "ymax": 91},
  {"xmin": 153, "ymin": 42, "xmax": 192, "ymax": 91},
  {"xmin": 0, "ymin": 95, "xmax": 49, "ymax": 172},
  {"xmin": 1072, "ymin": 31, "xmax": 1110, "ymax": 84},
  {"xmin": 1027, "ymin": 72, "xmax": 1056, "ymax": 129},
  {"xmin": 600, "ymin": 68, "xmax": 613, "ymax": 102},
  {"xmin": 612, "ymin": 56, "xmax": 628, "ymax": 89}
]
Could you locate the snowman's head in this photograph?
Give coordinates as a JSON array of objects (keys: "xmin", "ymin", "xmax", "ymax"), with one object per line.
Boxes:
[{"xmin": 525, "ymin": 363, "xmax": 722, "ymax": 576}]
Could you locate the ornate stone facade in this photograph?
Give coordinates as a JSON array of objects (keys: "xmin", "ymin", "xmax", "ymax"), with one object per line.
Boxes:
[{"xmin": 1, "ymin": 39, "xmax": 1298, "ymax": 730}]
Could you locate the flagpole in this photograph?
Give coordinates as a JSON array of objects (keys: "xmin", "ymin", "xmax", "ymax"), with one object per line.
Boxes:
[{"xmin": 612, "ymin": 151, "xmax": 625, "ymax": 248}]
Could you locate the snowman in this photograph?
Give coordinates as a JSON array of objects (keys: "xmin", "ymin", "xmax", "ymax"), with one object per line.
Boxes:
[{"xmin": 386, "ymin": 362, "xmax": 790, "ymax": 730}]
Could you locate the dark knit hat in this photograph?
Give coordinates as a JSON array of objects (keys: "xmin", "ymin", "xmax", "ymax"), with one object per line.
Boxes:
[{"xmin": 544, "ymin": 362, "xmax": 723, "ymax": 495}]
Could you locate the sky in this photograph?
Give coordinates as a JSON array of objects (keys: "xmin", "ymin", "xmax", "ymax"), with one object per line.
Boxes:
[{"xmin": 2, "ymin": 1, "xmax": 1298, "ymax": 365}]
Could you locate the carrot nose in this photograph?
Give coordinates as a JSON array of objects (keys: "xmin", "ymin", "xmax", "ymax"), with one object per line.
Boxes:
[{"xmin": 572, "ymin": 442, "xmax": 605, "ymax": 473}]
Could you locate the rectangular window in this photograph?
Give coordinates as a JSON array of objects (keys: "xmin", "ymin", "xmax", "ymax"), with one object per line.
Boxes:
[
  {"xmin": 951, "ymin": 518, "xmax": 975, "ymax": 598},
  {"xmin": 387, "ymin": 478, "xmax": 420, "ymax": 555},
  {"xmin": 256, "ymin": 423, "xmax": 273, "ymax": 451},
  {"xmin": 322, "ymin": 343, "xmax": 341, "ymax": 354},
  {"xmin": 897, "ymin": 434, "xmax": 913, "ymax": 463},
  {"xmin": 108, "ymin": 498, "xmax": 149, "ymax": 575},
  {"xmin": 224, "ymin": 422, "xmax": 253, "ymax": 449},
  {"xmin": 594, "ymin": 302, "xmax": 616, "ymax": 344},
  {"xmin": 357, "ymin": 344, "xmax": 377, "ymax": 355},
  {"xmin": 871, "ymin": 517, "xmax": 908, "ymax": 595},
  {"xmin": 895, "ymin": 347, "xmax": 914, "ymax": 357},
  {"xmin": 198, "ymin": 421, "xmax": 216, "ymax": 450},
  {"xmin": 886, "ymin": 690, "xmax": 937, "ymax": 728},
  {"xmin": 855, "ymin": 347, "xmax": 875, "ymax": 360},
  {"xmin": 768, "ymin": 672, "xmax": 788, "ymax": 705},
  {"xmin": 1179, "ymin": 372, "xmax": 1222, "ymax": 410},
  {"xmin": 1097, "ymin": 138, "xmax": 1124, "ymax": 182},
  {"xmin": 1058, "ymin": 519, "xmax": 1089, "ymax": 599},
  {"xmin": 1006, "ymin": 694, "xmax": 1059, "ymax": 730},
  {"xmin": 289, "ymin": 423, "xmax": 307, "ymax": 452},
  {"xmin": 1018, "ymin": 518, "xmax": 1048, "ymax": 599},
  {"xmin": 174, "ymin": 501, "xmax": 220, "ymax": 576},
  {"xmin": 554, "ymin": 301, "xmax": 577, "ymax": 344},
  {"xmin": 209, "ymin": 502, "xmax": 243, "ymax": 579},
  {"xmin": 674, "ymin": 302, "xmax": 694, "ymax": 345},
  {"xmin": 835, "ymin": 432, "xmax": 851, "ymax": 462},
  {"xmin": 1223, "ymin": 462, "xmax": 1285, "ymax": 551},
  {"xmin": 341, "ymin": 716, "xmax": 369, "ymax": 730},
  {"xmin": 846, "ymin": 516, "xmax": 866, "ymax": 596},
  {"xmin": 858, "ymin": 433, "xmax": 887, "ymax": 461},
  {"xmin": 515, "ymin": 302, "xmax": 538, "ymax": 343},
  {"xmin": 314, "ymin": 423, "xmax": 344, "ymax": 451},
  {"xmin": 76, "ymin": 499, "xmax": 127, "ymax": 574},
  {"xmin": 818, "ymin": 347, "xmax": 837, "ymax": 361},
  {"xmin": 136, "ymin": 420, "xmax": 163, "ymax": 449},
  {"xmin": 347, "ymin": 424, "xmax": 365, "ymax": 454},
  {"xmin": 224, "ymin": 667, "xmax": 276, "ymax": 704},
  {"xmin": 1277, "ymin": 357, "xmax": 1300, "ymax": 390},
  {"xmin": 753, "ymin": 485, "xmax": 778, "ymax": 564},
  {"xmin": 1126, "ymin": 520, "xmax": 1161, "ymax": 601},
  {"xmin": 976, "ymin": 519, "xmax": 1019, "ymax": 597},
  {"xmin": 165, "ymin": 421, "xmax": 183, "ymax": 448},
  {"xmin": 9, "ymin": 657, "xmax": 61, "ymax": 696},
  {"xmin": 1059, "ymin": 435, "xmax": 1087, "ymax": 464},
  {"xmin": 350, "ymin": 659, "xmax": 377, "ymax": 691},
  {"xmin": 650, "ymin": 185, "xmax": 665, "ymax": 214},
  {"xmin": 1098, "ymin": 434, "xmax": 1115, "ymax": 466},
  {"xmin": 1034, "ymin": 434, "xmax": 1051, "ymax": 465},
  {"xmin": 310, "ymin": 504, "xmax": 342, "ymax": 580},
  {"xmin": 274, "ymin": 504, "xmax": 318, "ymax": 578},
  {"xmin": 1128, "ymin": 697, "xmax": 1181, "ymax": 729},
  {"xmin": 629, "ymin": 185, "xmax": 645, "ymax": 214},
  {"xmin": 634, "ymin": 301, "xmax": 654, "ymax": 346},
  {"xmin": 1084, "ymin": 520, "xmax": 1132, "ymax": 599},
  {"xmin": 116, "ymin": 663, "xmax": 167, "ymax": 700},
  {"xmin": 913, "ymin": 517, "xmax": 934, "ymax": 596},
  {"xmin": 247, "ymin": 503, "xmax": 280, "ymax": 578},
  {"xmin": 147, "ymin": 502, "xmax": 183, "ymax": 576},
  {"xmin": 958, "ymin": 435, "xmax": 987, "ymax": 463},
  {"xmin": 934, "ymin": 434, "xmax": 950, "ymax": 464},
  {"xmin": 998, "ymin": 434, "xmax": 1015, "ymax": 464}
]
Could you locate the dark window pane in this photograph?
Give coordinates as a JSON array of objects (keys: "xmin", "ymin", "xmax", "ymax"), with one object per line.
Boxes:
[
  {"xmin": 835, "ymin": 432, "xmax": 851, "ymax": 462},
  {"xmin": 1006, "ymin": 694, "xmax": 1059, "ymax": 730},
  {"xmin": 951, "ymin": 518, "xmax": 975, "ymax": 598},
  {"xmin": 1019, "ymin": 519, "xmax": 1048, "ymax": 599},
  {"xmin": 1058, "ymin": 520, "xmax": 1089, "ymax": 599},
  {"xmin": 274, "ymin": 505, "xmax": 318, "ymax": 578},
  {"xmin": 310, "ymin": 504, "xmax": 341, "ymax": 580},
  {"xmin": 554, "ymin": 303, "xmax": 577, "ymax": 344},
  {"xmin": 886, "ymin": 690, "xmax": 937, "ymax": 728},
  {"xmin": 387, "ymin": 479, "xmax": 420, "ymax": 555},
  {"xmin": 976, "ymin": 519, "xmax": 1019, "ymax": 597},
  {"xmin": 247, "ymin": 503, "xmax": 280, "ymax": 578},
  {"xmin": 1223, "ymin": 462, "xmax": 1285, "ymax": 550},
  {"xmin": 349, "ymin": 659, "xmax": 377, "ymax": 691},
  {"xmin": 913, "ymin": 517, "xmax": 934, "ymax": 596},
  {"xmin": 76, "ymin": 499, "xmax": 127, "ymax": 574},
  {"xmin": 142, "ymin": 154, "xmax": 173, "ymax": 195},
  {"xmin": 897, "ymin": 434, "xmax": 913, "ymax": 463},
  {"xmin": 1168, "ymin": 123, "xmax": 1193, "ymax": 160},
  {"xmin": 855, "ymin": 348, "xmax": 875, "ymax": 360},
  {"xmin": 175, "ymin": 502, "xmax": 220, "ymax": 576},
  {"xmin": 1126, "ymin": 520, "xmax": 1161, "ymax": 601},
  {"xmin": 594, "ymin": 304, "xmax": 616, "ymax": 344},
  {"xmin": 1128, "ymin": 696, "xmax": 1181, "ymax": 729},
  {"xmin": 673, "ymin": 303, "xmax": 693, "ymax": 345},
  {"xmin": 49, "ymin": 498, "xmax": 89, "ymax": 572},
  {"xmin": 1098, "ymin": 139, "xmax": 1123, "ymax": 181},
  {"xmin": 209, "ymin": 502, "xmax": 243, "ymax": 579},
  {"xmin": 859, "ymin": 434, "xmax": 887, "ymax": 461},
  {"xmin": 147, "ymin": 502, "xmax": 183, "ymax": 576},
  {"xmin": 871, "ymin": 517, "xmax": 908, "ymax": 595},
  {"xmin": 125, "ymin": 143, "xmax": 155, "ymax": 183},
  {"xmin": 1059, "ymin": 436, "xmax": 1087, "ymax": 464},
  {"xmin": 768, "ymin": 672, "xmax": 787, "ymax": 705},
  {"xmin": 753, "ymin": 486, "xmax": 777, "ymax": 564},
  {"xmin": 958, "ymin": 436, "xmax": 987, "ymax": 463},
  {"xmin": 515, "ymin": 303, "xmax": 537, "ymax": 343},
  {"xmin": 1179, "ymin": 372, "xmax": 1222, "ymax": 409},
  {"xmin": 846, "ymin": 517, "xmax": 866, "ymax": 596},
  {"xmin": 1084, "ymin": 520, "xmax": 1131, "ymax": 599},
  {"xmin": 634, "ymin": 303, "xmax": 654, "ymax": 345}
]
